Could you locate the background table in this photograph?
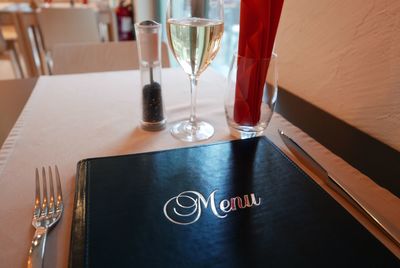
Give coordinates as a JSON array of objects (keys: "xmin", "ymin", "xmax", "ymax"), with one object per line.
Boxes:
[{"xmin": 0, "ymin": 68, "xmax": 399, "ymax": 267}]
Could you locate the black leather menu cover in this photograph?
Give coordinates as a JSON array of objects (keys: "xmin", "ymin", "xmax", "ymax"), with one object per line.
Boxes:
[{"xmin": 69, "ymin": 137, "xmax": 399, "ymax": 267}]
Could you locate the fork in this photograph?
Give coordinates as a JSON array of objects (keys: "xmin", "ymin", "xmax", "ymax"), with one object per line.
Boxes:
[{"xmin": 27, "ymin": 166, "xmax": 64, "ymax": 268}]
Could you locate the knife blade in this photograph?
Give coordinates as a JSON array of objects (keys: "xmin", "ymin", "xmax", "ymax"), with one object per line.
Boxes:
[{"xmin": 278, "ymin": 129, "xmax": 400, "ymax": 248}]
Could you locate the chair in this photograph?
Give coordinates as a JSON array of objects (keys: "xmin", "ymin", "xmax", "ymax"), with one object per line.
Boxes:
[
  {"xmin": 1, "ymin": 9, "xmax": 48, "ymax": 78},
  {"xmin": 0, "ymin": 78, "xmax": 36, "ymax": 147},
  {"xmin": 15, "ymin": 7, "xmax": 117, "ymax": 77},
  {"xmin": 17, "ymin": 11, "xmax": 47, "ymax": 77},
  {"xmin": 37, "ymin": 7, "xmax": 101, "ymax": 51},
  {"xmin": 51, "ymin": 41, "xmax": 171, "ymax": 75},
  {"xmin": 37, "ymin": 7, "xmax": 102, "ymax": 72},
  {"xmin": 0, "ymin": 11, "xmax": 25, "ymax": 78}
]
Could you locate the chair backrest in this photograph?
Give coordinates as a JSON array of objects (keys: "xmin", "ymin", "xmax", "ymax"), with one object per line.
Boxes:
[
  {"xmin": 51, "ymin": 41, "xmax": 171, "ymax": 75},
  {"xmin": 37, "ymin": 7, "xmax": 101, "ymax": 52}
]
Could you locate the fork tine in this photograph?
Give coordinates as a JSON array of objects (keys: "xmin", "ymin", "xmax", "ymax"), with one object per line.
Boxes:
[
  {"xmin": 48, "ymin": 166, "xmax": 55, "ymax": 214},
  {"xmin": 41, "ymin": 167, "xmax": 48, "ymax": 217},
  {"xmin": 55, "ymin": 165, "xmax": 63, "ymax": 209},
  {"xmin": 34, "ymin": 168, "xmax": 41, "ymax": 218}
]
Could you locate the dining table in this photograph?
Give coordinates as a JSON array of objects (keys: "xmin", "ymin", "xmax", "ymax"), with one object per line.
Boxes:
[{"xmin": 0, "ymin": 68, "xmax": 399, "ymax": 267}]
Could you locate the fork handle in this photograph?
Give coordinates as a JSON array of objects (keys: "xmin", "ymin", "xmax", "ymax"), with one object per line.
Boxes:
[{"xmin": 27, "ymin": 227, "xmax": 48, "ymax": 268}]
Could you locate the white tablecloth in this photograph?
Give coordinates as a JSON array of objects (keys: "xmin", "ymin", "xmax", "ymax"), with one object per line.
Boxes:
[{"xmin": 0, "ymin": 68, "xmax": 399, "ymax": 267}]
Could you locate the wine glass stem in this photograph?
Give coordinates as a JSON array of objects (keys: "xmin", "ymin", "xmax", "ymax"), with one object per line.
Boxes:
[{"xmin": 189, "ymin": 75, "xmax": 198, "ymax": 125}]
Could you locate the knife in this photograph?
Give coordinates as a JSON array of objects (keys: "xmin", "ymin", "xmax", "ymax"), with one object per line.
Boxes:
[{"xmin": 278, "ymin": 129, "xmax": 400, "ymax": 248}]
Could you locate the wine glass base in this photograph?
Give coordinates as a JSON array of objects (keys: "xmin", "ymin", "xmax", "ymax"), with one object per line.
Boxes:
[{"xmin": 170, "ymin": 120, "xmax": 214, "ymax": 142}]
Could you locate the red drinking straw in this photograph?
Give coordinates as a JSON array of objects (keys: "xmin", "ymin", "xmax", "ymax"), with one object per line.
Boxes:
[{"xmin": 234, "ymin": 0, "xmax": 284, "ymax": 125}]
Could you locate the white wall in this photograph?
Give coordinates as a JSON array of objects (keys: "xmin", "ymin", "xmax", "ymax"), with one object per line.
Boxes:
[{"xmin": 275, "ymin": 0, "xmax": 400, "ymax": 151}]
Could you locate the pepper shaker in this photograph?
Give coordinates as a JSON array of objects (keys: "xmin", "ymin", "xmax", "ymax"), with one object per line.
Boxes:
[{"xmin": 135, "ymin": 20, "xmax": 166, "ymax": 131}]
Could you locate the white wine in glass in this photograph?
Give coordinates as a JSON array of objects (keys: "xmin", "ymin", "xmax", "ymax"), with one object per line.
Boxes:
[{"xmin": 166, "ymin": 0, "xmax": 224, "ymax": 142}]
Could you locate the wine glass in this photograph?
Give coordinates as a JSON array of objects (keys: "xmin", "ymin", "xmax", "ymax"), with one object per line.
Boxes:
[{"xmin": 166, "ymin": 0, "xmax": 224, "ymax": 142}]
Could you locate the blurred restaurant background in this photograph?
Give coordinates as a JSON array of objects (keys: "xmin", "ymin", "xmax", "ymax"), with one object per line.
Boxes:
[
  {"xmin": 0, "ymin": 0, "xmax": 240, "ymax": 78},
  {"xmin": 0, "ymin": 0, "xmax": 399, "ymax": 152}
]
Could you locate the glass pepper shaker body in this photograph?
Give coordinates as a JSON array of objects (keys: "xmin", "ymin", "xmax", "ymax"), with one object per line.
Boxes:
[{"xmin": 135, "ymin": 20, "xmax": 166, "ymax": 131}]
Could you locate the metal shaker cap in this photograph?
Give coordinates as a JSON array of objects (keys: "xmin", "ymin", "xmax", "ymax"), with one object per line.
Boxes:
[{"xmin": 135, "ymin": 20, "xmax": 161, "ymax": 65}]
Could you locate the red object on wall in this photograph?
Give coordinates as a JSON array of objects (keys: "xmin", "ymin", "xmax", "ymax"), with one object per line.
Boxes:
[
  {"xmin": 233, "ymin": 0, "xmax": 284, "ymax": 125},
  {"xmin": 115, "ymin": 0, "xmax": 134, "ymax": 41}
]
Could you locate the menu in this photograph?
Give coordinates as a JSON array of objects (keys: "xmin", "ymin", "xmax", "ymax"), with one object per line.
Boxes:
[{"xmin": 69, "ymin": 137, "xmax": 399, "ymax": 267}]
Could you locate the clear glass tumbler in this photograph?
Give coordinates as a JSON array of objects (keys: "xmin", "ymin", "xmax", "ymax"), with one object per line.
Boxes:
[{"xmin": 225, "ymin": 53, "xmax": 278, "ymax": 139}]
